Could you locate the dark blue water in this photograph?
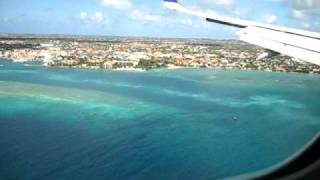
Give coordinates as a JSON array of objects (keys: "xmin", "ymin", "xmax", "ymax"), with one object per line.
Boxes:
[{"xmin": 1, "ymin": 60, "xmax": 320, "ymax": 179}]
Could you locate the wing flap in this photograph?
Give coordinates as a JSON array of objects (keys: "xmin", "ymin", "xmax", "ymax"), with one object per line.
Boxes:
[
  {"xmin": 238, "ymin": 27, "xmax": 320, "ymax": 53},
  {"xmin": 239, "ymin": 28, "xmax": 320, "ymax": 65}
]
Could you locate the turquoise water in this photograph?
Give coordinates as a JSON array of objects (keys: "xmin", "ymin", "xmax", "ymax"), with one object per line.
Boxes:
[{"xmin": 0, "ymin": 60, "xmax": 320, "ymax": 180}]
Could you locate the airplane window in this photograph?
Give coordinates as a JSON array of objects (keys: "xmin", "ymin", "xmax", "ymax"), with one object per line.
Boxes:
[{"xmin": 0, "ymin": 0, "xmax": 319, "ymax": 179}]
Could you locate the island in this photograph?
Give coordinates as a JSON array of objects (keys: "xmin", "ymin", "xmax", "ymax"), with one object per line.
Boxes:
[{"xmin": 0, "ymin": 34, "xmax": 319, "ymax": 74}]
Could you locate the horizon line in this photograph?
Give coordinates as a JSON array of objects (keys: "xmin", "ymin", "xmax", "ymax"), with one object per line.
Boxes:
[{"xmin": 0, "ymin": 32, "xmax": 238, "ymax": 41}]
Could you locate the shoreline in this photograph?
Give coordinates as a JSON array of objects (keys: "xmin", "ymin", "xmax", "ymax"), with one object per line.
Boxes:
[{"xmin": 1, "ymin": 58, "xmax": 319, "ymax": 75}]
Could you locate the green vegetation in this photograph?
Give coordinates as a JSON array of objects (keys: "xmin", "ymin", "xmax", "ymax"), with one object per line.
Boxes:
[
  {"xmin": 245, "ymin": 62, "xmax": 258, "ymax": 70},
  {"xmin": 214, "ymin": 52, "xmax": 225, "ymax": 58},
  {"xmin": 136, "ymin": 59, "xmax": 160, "ymax": 70},
  {"xmin": 112, "ymin": 62, "xmax": 121, "ymax": 69},
  {"xmin": 296, "ymin": 68, "xmax": 310, "ymax": 74},
  {"xmin": 79, "ymin": 57, "xmax": 88, "ymax": 64}
]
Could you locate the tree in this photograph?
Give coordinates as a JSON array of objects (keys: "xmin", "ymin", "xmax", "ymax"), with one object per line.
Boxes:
[{"xmin": 136, "ymin": 59, "xmax": 160, "ymax": 70}]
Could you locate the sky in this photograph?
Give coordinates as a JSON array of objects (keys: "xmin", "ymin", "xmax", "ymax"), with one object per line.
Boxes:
[{"xmin": 0, "ymin": 0, "xmax": 319, "ymax": 39}]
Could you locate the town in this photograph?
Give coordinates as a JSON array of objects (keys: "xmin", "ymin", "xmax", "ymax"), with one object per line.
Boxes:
[{"xmin": 0, "ymin": 34, "xmax": 319, "ymax": 74}]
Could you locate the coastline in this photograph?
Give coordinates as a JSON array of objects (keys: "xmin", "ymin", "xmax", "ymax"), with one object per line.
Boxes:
[{"xmin": 1, "ymin": 58, "xmax": 320, "ymax": 75}]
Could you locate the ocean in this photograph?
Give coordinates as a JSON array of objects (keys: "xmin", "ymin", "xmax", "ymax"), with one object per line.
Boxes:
[{"xmin": 0, "ymin": 60, "xmax": 320, "ymax": 180}]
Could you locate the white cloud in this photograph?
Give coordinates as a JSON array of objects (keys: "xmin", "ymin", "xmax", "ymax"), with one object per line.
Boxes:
[
  {"xmin": 264, "ymin": 14, "xmax": 277, "ymax": 23},
  {"xmin": 264, "ymin": 0, "xmax": 285, "ymax": 3},
  {"xmin": 128, "ymin": 8, "xmax": 207, "ymax": 29},
  {"xmin": 176, "ymin": 18, "xmax": 194, "ymax": 26},
  {"xmin": 265, "ymin": 0, "xmax": 319, "ymax": 30},
  {"xmin": 101, "ymin": 0, "xmax": 131, "ymax": 9},
  {"xmin": 80, "ymin": 12, "xmax": 88, "ymax": 19},
  {"xmin": 301, "ymin": 22, "xmax": 310, "ymax": 29},
  {"xmin": 79, "ymin": 11, "xmax": 109, "ymax": 24},
  {"xmin": 129, "ymin": 9, "xmax": 161, "ymax": 23},
  {"xmin": 202, "ymin": 0, "xmax": 233, "ymax": 6},
  {"xmin": 274, "ymin": 0, "xmax": 320, "ymax": 18},
  {"xmin": 265, "ymin": 0, "xmax": 320, "ymax": 8},
  {"xmin": 94, "ymin": 12, "xmax": 104, "ymax": 22},
  {"xmin": 200, "ymin": 0, "xmax": 248, "ymax": 18},
  {"xmin": 292, "ymin": 9, "xmax": 307, "ymax": 19},
  {"xmin": 292, "ymin": 0, "xmax": 320, "ymax": 9}
]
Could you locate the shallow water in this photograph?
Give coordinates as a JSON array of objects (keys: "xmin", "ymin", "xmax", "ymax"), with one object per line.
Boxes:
[{"xmin": 0, "ymin": 60, "xmax": 320, "ymax": 180}]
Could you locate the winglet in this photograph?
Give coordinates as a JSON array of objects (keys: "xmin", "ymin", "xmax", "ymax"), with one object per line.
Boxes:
[
  {"xmin": 163, "ymin": 0, "xmax": 182, "ymax": 11},
  {"xmin": 164, "ymin": 0, "xmax": 179, "ymax": 3}
]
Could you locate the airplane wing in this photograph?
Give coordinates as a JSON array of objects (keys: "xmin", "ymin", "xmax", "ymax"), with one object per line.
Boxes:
[{"xmin": 164, "ymin": 0, "xmax": 320, "ymax": 66}]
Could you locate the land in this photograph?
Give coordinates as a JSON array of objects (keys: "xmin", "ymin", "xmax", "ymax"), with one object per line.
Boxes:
[{"xmin": 0, "ymin": 34, "xmax": 319, "ymax": 74}]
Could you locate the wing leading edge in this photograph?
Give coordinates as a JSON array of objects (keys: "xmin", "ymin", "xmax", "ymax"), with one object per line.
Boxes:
[{"xmin": 164, "ymin": 0, "xmax": 320, "ymax": 65}]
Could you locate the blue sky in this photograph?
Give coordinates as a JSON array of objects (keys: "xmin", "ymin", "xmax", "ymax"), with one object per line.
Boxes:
[{"xmin": 0, "ymin": 0, "xmax": 319, "ymax": 39}]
